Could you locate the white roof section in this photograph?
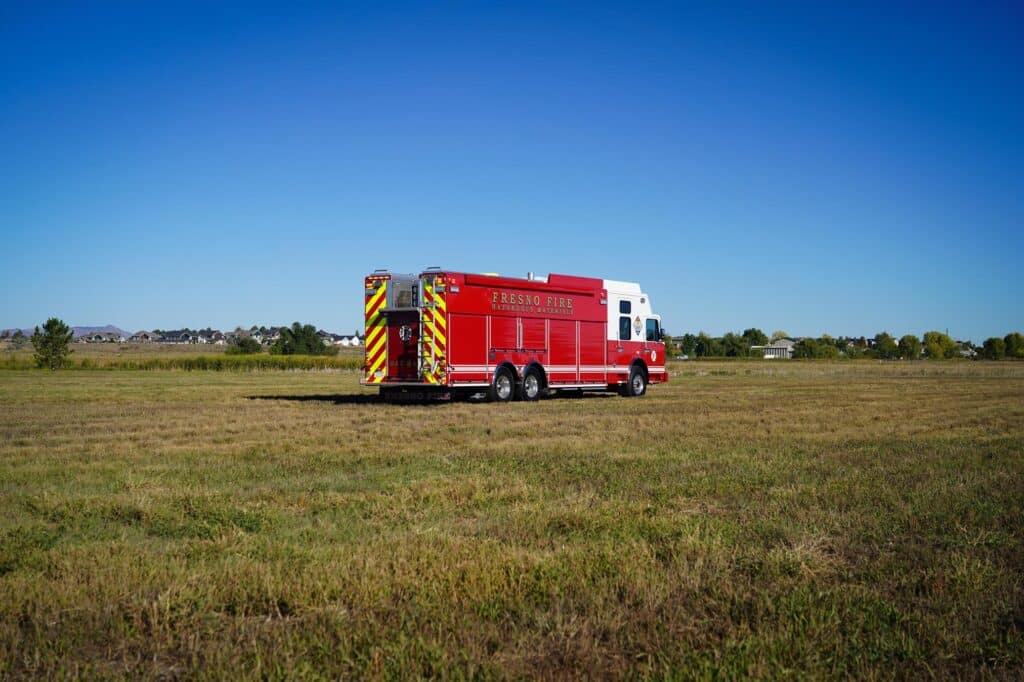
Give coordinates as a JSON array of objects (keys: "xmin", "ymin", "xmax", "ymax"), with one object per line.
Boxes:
[{"xmin": 602, "ymin": 279, "xmax": 642, "ymax": 294}]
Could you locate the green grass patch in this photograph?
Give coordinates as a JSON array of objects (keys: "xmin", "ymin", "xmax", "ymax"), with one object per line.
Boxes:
[{"xmin": 0, "ymin": 364, "xmax": 1021, "ymax": 677}]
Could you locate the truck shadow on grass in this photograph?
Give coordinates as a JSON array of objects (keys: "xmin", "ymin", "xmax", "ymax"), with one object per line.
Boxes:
[
  {"xmin": 247, "ymin": 390, "xmax": 615, "ymax": 405},
  {"xmin": 248, "ymin": 394, "xmax": 384, "ymax": 405}
]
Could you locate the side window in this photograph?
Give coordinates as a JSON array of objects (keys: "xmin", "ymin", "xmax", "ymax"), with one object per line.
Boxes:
[
  {"xmin": 619, "ymin": 300, "xmax": 631, "ymax": 314},
  {"xmin": 646, "ymin": 319, "xmax": 659, "ymax": 341},
  {"xmin": 619, "ymin": 316, "xmax": 631, "ymax": 341}
]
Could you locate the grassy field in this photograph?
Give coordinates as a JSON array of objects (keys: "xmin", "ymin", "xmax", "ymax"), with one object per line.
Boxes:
[
  {"xmin": 1, "ymin": 362, "xmax": 1022, "ymax": 678},
  {"xmin": 0, "ymin": 342, "xmax": 364, "ymax": 371}
]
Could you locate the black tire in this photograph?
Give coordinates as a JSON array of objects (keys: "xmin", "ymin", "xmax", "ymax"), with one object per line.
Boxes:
[
  {"xmin": 489, "ymin": 366, "xmax": 516, "ymax": 403},
  {"xmin": 518, "ymin": 366, "xmax": 544, "ymax": 401},
  {"xmin": 623, "ymin": 365, "xmax": 647, "ymax": 397}
]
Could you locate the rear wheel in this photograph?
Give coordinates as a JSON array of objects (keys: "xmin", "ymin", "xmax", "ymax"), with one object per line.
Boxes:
[
  {"xmin": 622, "ymin": 366, "xmax": 647, "ymax": 397},
  {"xmin": 519, "ymin": 367, "xmax": 544, "ymax": 401},
  {"xmin": 489, "ymin": 366, "xmax": 515, "ymax": 403}
]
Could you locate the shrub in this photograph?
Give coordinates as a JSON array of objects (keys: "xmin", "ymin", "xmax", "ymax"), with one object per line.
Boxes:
[
  {"xmin": 226, "ymin": 336, "xmax": 262, "ymax": 355},
  {"xmin": 923, "ymin": 331, "xmax": 958, "ymax": 359},
  {"xmin": 981, "ymin": 337, "xmax": 1006, "ymax": 360},
  {"xmin": 1004, "ymin": 332, "xmax": 1024, "ymax": 359},
  {"xmin": 270, "ymin": 323, "xmax": 339, "ymax": 356},
  {"xmin": 874, "ymin": 332, "xmax": 899, "ymax": 360},
  {"xmin": 898, "ymin": 335, "xmax": 922, "ymax": 360}
]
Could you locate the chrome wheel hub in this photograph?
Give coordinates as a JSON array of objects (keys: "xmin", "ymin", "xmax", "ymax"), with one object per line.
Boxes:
[{"xmin": 496, "ymin": 375, "xmax": 512, "ymax": 399}]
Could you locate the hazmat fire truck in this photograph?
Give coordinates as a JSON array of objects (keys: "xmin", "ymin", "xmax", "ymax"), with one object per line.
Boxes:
[{"xmin": 362, "ymin": 268, "xmax": 668, "ymax": 401}]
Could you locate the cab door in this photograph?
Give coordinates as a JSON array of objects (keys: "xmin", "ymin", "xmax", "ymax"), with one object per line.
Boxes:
[
  {"xmin": 613, "ymin": 298, "xmax": 640, "ymax": 367},
  {"xmin": 644, "ymin": 317, "xmax": 662, "ymax": 363}
]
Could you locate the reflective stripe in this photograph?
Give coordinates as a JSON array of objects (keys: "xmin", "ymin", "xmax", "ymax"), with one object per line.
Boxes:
[
  {"xmin": 420, "ymin": 278, "xmax": 446, "ymax": 385},
  {"xmin": 364, "ymin": 279, "xmax": 388, "ymax": 383}
]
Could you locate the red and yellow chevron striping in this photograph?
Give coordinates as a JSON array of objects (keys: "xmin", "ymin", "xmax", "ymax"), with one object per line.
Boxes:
[
  {"xmin": 419, "ymin": 277, "xmax": 446, "ymax": 385},
  {"xmin": 364, "ymin": 279, "xmax": 387, "ymax": 383}
]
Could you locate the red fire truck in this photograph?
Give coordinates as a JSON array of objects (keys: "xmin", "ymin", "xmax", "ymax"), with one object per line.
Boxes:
[{"xmin": 362, "ymin": 268, "xmax": 667, "ymax": 401}]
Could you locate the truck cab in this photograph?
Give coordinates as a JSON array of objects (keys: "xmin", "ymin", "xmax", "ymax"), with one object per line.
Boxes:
[{"xmin": 605, "ymin": 279, "xmax": 664, "ymax": 368}]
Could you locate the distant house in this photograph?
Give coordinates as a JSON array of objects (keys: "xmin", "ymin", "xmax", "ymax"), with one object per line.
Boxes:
[
  {"xmin": 160, "ymin": 331, "xmax": 193, "ymax": 344},
  {"xmin": 129, "ymin": 331, "xmax": 159, "ymax": 343},
  {"xmin": 750, "ymin": 338, "xmax": 796, "ymax": 359},
  {"xmin": 85, "ymin": 332, "xmax": 125, "ymax": 343}
]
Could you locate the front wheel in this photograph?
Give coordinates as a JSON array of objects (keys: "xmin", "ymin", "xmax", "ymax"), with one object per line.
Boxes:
[
  {"xmin": 489, "ymin": 366, "xmax": 515, "ymax": 403},
  {"xmin": 622, "ymin": 366, "xmax": 647, "ymax": 397}
]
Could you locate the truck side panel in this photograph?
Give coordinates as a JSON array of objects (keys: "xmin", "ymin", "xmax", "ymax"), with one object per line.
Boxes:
[
  {"xmin": 547, "ymin": 319, "xmax": 577, "ymax": 384},
  {"xmin": 580, "ymin": 321, "xmax": 606, "ymax": 383}
]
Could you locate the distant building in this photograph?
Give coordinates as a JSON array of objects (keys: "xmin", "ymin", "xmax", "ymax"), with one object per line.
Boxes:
[
  {"xmin": 330, "ymin": 334, "xmax": 363, "ymax": 347},
  {"xmin": 129, "ymin": 331, "xmax": 159, "ymax": 343},
  {"xmin": 750, "ymin": 338, "xmax": 795, "ymax": 359},
  {"xmin": 160, "ymin": 331, "xmax": 193, "ymax": 344},
  {"xmin": 84, "ymin": 332, "xmax": 125, "ymax": 343}
]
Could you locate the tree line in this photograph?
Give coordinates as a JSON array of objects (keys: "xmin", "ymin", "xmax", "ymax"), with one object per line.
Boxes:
[
  {"xmin": 665, "ymin": 329, "xmax": 1024, "ymax": 360},
  {"xmin": 15, "ymin": 318, "xmax": 342, "ymax": 369},
  {"xmin": 222, "ymin": 323, "xmax": 341, "ymax": 356},
  {"xmin": 12, "ymin": 317, "xmax": 1024, "ymax": 369}
]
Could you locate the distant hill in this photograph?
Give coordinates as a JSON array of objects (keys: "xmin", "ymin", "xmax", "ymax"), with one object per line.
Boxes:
[
  {"xmin": 1, "ymin": 325, "xmax": 130, "ymax": 339},
  {"xmin": 70, "ymin": 325, "xmax": 130, "ymax": 339}
]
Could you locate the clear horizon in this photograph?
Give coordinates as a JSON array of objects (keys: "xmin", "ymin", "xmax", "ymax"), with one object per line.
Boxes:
[{"xmin": 2, "ymin": 2, "xmax": 1022, "ymax": 342}]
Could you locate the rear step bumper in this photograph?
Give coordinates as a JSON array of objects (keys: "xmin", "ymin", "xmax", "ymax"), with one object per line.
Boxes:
[{"xmin": 360, "ymin": 380, "xmax": 445, "ymax": 387}]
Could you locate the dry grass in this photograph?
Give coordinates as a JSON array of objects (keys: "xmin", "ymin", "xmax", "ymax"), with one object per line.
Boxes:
[
  {"xmin": 0, "ymin": 342, "xmax": 364, "ymax": 370},
  {"xmin": 1, "ymin": 362, "xmax": 1022, "ymax": 678}
]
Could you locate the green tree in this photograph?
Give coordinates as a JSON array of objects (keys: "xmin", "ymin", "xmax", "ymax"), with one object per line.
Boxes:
[
  {"xmin": 721, "ymin": 332, "xmax": 747, "ymax": 357},
  {"xmin": 874, "ymin": 332, "xmax": 899, "ymax": 360},
  {"xmin": 226, "ymin": 336, "xmax": 262, "ymax": 355},
  {"xmin": 981, "ymin": 337, "xmax": 1006, "ymax": 360},
  {"xmin": 30, "ymin": 318, "xmax": 74, "ymax": 369},
  {"xmin": 1004, "ymin": 332, "xmax": 1024, "ymax": 359},
  {"xmin": 792, "ymin": 338, "xmax": 820, "ymax": 359},
  {"xmin": 271, "ymin": 322, "xmax": 338, "ymax": 356},
  {"xmin": 898, "ymin": 334, "xmax": 921, "ymax": 360},
  {"xmin": 694, "ymin": 332, "xmax": 717, "ymax": 358},
  {"xmin": 662, "ymin": 334, "xmax": 675, "ymax": 356},
  {"xmin": 680, "ymin": 333, "xmax": 697, "ymax": 356},
  {"xmin": 923, "ymin": 331, "xmax": 958, "ymax": 359},
  {"xmin": 742, "ymin": 328, "xmax": 768, "ymax": 347},
  {"xmin": 770, "ymin": 330, "xmax": 789, "ymax": 343},
  {"xmin": 817, "ymin": 340, "xmax": 840, "ymax": 359}
]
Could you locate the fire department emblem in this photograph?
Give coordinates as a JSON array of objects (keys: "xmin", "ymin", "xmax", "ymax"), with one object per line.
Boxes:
[
  {"xmin": 398, "ymin": 325, "xmax": 413, "ymax": 342},
  {"xmin": 633, "ymin": 315, "xmax": 642, "ymax": 335}
]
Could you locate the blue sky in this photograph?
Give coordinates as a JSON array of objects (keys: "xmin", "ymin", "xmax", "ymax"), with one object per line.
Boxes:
[{"xmin": 1, "ymin": 1, "xmax": 1021, "ymax": 341}]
